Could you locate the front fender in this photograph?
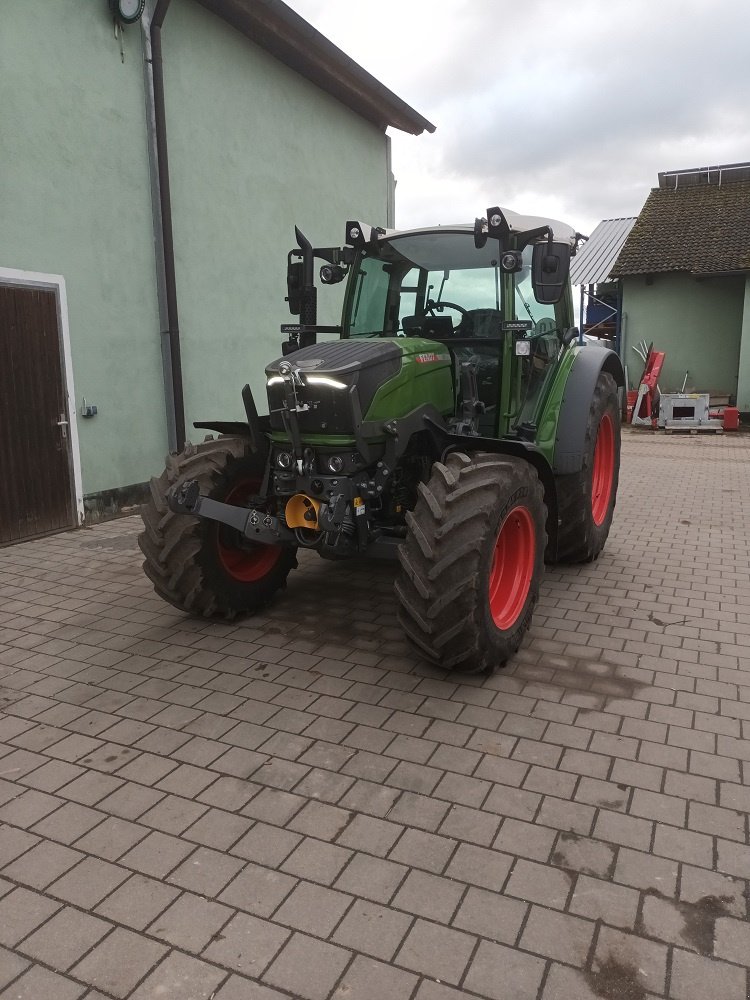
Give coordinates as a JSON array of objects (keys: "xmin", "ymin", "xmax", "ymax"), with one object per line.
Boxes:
[{"xmin": 423, "ymin": 417, "xmax": 559, "ymax": 558}]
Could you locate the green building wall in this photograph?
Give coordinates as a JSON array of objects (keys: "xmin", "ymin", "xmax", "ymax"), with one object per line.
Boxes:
[
  {"xmin": 1, "ymin": 2, "xmax": 164, "ymax": 499},
  {"xmin": 164, "ymin": 1, "xmax": 390, "ymax": 440},
  {"xmin": 736, "ymin": 276, "xmax": 750, "ymax": 415},
  {"xmin": 1, "ymin": 0, "xmax": 392, "ymax": 500},
  {"xmin": 621, "ymin": 273, "xmax": 744, "ymax": 399}
]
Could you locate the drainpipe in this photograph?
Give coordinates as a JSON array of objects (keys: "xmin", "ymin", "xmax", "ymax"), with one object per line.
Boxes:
[
  {"xmin": 385, "ymin": 135, "xmax": 395, "ymax": 228},
  {"xmin": 141, "ymin": 0, "xmax": 186, "ymax": 453}
]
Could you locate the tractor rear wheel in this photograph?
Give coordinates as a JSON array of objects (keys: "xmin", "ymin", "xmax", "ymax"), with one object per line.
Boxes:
[
  {"xmin": 554, "ymin": 371, "xmax": 620, "ymax": 563},
  {"xmin": 139, "ymin": 437, "xmax": 297, "ymax": 618},
  {"xmin": 396, "ymin": 452, "xmax": 546, "ymax": 673}
]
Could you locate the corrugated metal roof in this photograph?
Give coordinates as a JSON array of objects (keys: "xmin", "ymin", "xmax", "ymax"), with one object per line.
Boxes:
[{"xmin": 570, "ymin": 217, "xmax": 637, "ymax": 285}]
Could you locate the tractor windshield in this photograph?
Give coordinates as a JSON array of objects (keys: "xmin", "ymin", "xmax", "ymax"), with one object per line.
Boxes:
[
  {"xmin": 343, "ymin": 231, "xmax": 559, "ymax": 338},
  {"xmin": 342, "ymin": 230, "xmax": 567, "ymax": 434}
]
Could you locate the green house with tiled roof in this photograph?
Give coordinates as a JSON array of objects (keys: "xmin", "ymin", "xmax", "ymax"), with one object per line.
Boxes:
[{"xmin": 611, "ymin": 163, "xmax": 750, "ymax": 416}]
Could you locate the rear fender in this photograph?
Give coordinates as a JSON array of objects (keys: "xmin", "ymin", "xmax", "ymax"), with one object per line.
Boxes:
[{"xmin": 552, "ymin": 346, "xmax": 624, "ymax": 475}]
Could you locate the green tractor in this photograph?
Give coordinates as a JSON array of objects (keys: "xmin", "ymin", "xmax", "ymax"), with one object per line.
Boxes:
[{"xmin": 140, "ymin": 206, "xmax": 623, "ymax": 672}]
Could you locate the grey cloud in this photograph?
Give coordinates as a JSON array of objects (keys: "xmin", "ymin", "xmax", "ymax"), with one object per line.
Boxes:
[
  {"xmin": 286, "ymin": 0, "xmax": 750, "ymax": 233},
  {"xmin": 424, "ymin": 1, "xmax": 750, "ymax": 228}
]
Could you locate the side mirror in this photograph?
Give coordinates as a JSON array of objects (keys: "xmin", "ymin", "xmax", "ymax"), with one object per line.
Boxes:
[
  {"xmin": 532, "ymin": 241, "xmax": 571, "ymax": 304},
  {"xmin": 286, "ymin": 260, "xmax": 302, "ymax": 315}
]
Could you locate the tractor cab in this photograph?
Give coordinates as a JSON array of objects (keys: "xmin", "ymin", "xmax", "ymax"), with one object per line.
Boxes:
[
  {"xmin": 284, "ymin": 208, "xmax": 579, "ymax": 442},
  {"xmin": 344, "ymin": 227, "xmax": 572, "ymax": 437}
]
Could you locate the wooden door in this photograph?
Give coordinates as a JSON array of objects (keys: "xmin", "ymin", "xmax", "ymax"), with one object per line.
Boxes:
[{"xmin": 0, "ymin": 284, "xmax": 75, "ymax": 544}]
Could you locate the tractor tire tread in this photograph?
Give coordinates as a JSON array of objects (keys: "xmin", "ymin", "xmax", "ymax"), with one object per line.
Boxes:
[
  {"xmin": 554, "ymin": 372, "xmax": 620, "ymax": 563},
  {"xmin": 139, "ymin": 436, "xmax": 295, "ymax": 619},
  {"xmin": 397, "ymin": 452, "xmax": 546, "ymax": 673}
]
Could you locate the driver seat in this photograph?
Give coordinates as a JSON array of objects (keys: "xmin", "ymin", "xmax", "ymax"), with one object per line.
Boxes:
[{"xmin": 462, "ymin": 309, "xmax": 501, "ymax": 338}]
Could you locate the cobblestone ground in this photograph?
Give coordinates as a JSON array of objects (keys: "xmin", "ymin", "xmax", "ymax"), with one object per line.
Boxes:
[{"xmin": 0, "ymin": 429, "xmax": 749, "ymax": 1000}]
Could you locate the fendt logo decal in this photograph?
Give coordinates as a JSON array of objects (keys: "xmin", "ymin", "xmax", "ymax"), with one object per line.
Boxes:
[{"xmin": 415, "ymin": 353, "xmax": 451, "ymax": 364}]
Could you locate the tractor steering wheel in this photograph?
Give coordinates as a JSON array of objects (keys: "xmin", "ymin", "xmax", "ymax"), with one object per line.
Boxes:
[{"xmin": 425, "ymin": 300, "xmax": 468, "ymax": 319}]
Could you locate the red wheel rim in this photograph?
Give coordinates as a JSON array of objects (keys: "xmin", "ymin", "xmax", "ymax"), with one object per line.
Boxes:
[
  {"xmin": 488, "ymin": 506, "xmax": 536, "ymax": 631},
  {"xmin": 591, "ymin": 413, "xmax": 615, "ymax": 526},
  {"xmin": 216, "ymin": 478, "xmax": 282, "ymax": 583}
]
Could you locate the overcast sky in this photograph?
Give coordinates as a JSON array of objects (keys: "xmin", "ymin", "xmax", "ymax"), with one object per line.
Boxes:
[{"xmin": 286, "ymin": 0, "xmax": 750, "ymax": 237}]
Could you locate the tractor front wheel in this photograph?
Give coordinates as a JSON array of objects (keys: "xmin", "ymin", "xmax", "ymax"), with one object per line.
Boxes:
[
  {"xmin": 554, "ymin": 371, "xmax": 621, "ymax": 563},
  {"xmin": 139, "ymin": 437, "xmax": 297, "ymax": 618},
  {"xmin": 396, "ymin": 452, "xmax": 546, "ymax": 673}
]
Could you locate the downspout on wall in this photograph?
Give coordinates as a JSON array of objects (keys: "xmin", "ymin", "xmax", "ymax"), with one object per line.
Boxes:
[
  {"xmin": 385, "ymin": 134, "xmax": 395, "ymax": 229},
  {"xmin": 142, "ymin": 0, "xmax": 186, "ymax": 453}
]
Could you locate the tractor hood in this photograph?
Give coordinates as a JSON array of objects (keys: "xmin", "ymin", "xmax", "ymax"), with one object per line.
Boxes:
[
  {"xmin": 265, "ymin": 338, "xmax": 454, "ymax": 439},
  {"xmin": 266, "ymin": 339, "xmax": 402, "ymax": 414}
]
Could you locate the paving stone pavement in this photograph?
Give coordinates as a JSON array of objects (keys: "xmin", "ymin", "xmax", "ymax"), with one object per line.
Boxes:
[{"xmin": 0, "ymin": 429, "xmax": 749, "ymax": 1000}]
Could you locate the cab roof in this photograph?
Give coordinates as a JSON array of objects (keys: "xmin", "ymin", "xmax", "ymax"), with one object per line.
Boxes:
[{"xmin": 381, "ymin": 208, "xmax": 577, "ymax": 247}]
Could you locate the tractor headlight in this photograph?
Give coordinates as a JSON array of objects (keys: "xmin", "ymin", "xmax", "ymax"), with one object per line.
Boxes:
[
  {"xmin": 500, "ymin": 251, "xmax": 523, "ymax": 273},
  {"xmin": 277, "ymin": 452, "xmax": 293, "ymax": 470},
  {"xmin": 306, "ymin": 376, "xmax": 348, "ymax": 390},
  {"xmin": 327, "ymin": 455, "xmax": 345, "ymax": 473},
  {"xmin": 320, "ymin": 264, "xmax": 346, "ymax": 285}
]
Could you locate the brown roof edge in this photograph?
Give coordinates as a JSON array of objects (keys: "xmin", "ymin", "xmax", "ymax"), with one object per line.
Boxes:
[{"xmin": 196, "ymin": 0, "xmax": 436, "ymax": 135}]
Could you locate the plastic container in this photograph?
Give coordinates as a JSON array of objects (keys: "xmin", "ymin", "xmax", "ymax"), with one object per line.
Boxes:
[{"xmin": 723, "ymin": 407, "xmax": 740, "ymax": 431}]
